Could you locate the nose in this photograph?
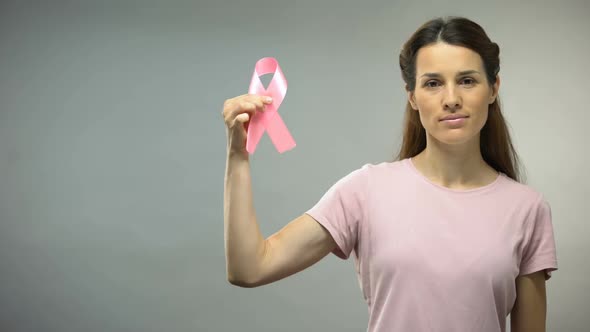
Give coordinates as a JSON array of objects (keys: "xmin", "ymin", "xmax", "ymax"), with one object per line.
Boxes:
[{"xmin": 443, "ymin": 86, "xmax": 461, "ymax": 111}]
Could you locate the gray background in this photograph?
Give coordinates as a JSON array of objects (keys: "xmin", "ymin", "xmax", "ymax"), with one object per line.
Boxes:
[{"xmin": 1, "ymin": 0, "xmax": 588, "ymax": 331}]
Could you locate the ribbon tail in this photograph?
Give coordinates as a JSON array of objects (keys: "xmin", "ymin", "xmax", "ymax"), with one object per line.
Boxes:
[
  {"xmin": 265, "ymin": 112, "xmax": 296, "ymax": 154},
  {"xmin": 246, "ymin": 112, "xmax": 266, "ymax": 154}
]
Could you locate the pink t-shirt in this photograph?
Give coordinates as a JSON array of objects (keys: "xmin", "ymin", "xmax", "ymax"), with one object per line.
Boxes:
[{"xmin": 305, "ymin": 157, "xmax": 558, "ymax": 332}]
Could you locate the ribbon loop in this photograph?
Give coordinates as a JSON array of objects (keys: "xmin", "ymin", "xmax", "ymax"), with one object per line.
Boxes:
[{"xmin": 246, "ymin": 57, "xmax": 296, "ymax": 154}]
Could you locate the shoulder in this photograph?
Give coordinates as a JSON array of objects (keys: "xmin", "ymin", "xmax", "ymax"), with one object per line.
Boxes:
[
  {"xmin": 336, "ymin": 161, "xmax": 392, "ymax": 181},
  {"xmin": 332, "ymin": 160, "xmax": 404, "ymax": 190},
  {"xmin": 495, "ymin": 175, "xmax": 552, "ymax": 228},
  {"xmin": 353, "ymin": 159, "xmax": 407, "ymax": 177},
  {"xmin": 327, "ymin": 160, "xmax": 403, "ymax": 194},
  {"xmin": 497, "ymin": 174, "xmax": 547, "ymax": 206}
]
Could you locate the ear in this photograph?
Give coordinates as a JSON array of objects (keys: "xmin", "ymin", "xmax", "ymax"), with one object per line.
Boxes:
[
  {"xmin": 406, "ymin": 87, "xmax": 418, "ymax": 110},
  {"xmin": 489, "ymin": 75, "xmax": 500, "ymax": 104}
]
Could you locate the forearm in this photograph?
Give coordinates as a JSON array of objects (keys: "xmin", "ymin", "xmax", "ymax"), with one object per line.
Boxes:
[{"xmin": 223, "ymin": 151, "xmax": 266, "ymax": 285}]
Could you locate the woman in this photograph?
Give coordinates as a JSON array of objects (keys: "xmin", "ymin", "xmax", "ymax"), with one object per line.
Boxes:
[{"xmin": 221, "ymin": 16, "xmax": 558, "ymax": 332}]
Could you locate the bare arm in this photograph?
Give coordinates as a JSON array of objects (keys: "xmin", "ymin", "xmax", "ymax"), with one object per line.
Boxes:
[
  {"xmin": 248, "ymin": 213, "xmax": 337, "ymax": 287},
  {"xmin": 223, "ymin": 153, "xmax": 265, "ymax": 286},
  {"xmin": 510, "ymin": 270, "xmax": 547, "ymax": 332},
  {"xmin": 224, "ymin": 153, "xmax": 336, "ymax": 288},
  {"xmin": 222, "ymin": 94, "xmax": 336, "ymax": 287}
]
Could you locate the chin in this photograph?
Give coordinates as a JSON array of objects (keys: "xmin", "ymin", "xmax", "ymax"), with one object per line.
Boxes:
[{"xmin": 432, "ymin": 131, "xmax": 478, "ymax": 145}]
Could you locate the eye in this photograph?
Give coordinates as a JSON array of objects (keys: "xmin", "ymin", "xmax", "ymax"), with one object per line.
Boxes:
[
  {"xmin": 461, "ymin": 77, "xmax": 476, "ymax": 85},
  {"xmin": 424, "ymin": 80, "xmax": 440, "ymax": 88},
  {"xmin": 423, "ymin": 77, "xmax": 477, "ymax": 89}
]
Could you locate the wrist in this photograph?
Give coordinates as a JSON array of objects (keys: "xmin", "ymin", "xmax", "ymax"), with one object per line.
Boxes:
[{"xmin": 227, "ymin": 148, "xmax": 249, "ymax": 162}]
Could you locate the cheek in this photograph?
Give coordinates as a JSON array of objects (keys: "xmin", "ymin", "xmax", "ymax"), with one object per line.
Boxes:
[
  {"xmin": 415, "ymin": 102, "xmax": 439, "ymax": 124},
  {"xmin": 469, "ymin": 98, "xmax": 491, "ymax": 125},
  {"xmin": 476, "ymin": 110, "xmax": 490, "ymax": 130}
]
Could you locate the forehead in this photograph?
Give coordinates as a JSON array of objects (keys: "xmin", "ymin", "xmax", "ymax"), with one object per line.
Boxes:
[{"xmin": 415, "ymin": 42, "xmax": 484, "ymax": 75}]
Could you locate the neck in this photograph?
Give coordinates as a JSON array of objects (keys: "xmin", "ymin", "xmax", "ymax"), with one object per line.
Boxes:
[{"xmin": 412, "ymin": 134, "xmax": 497, "ymax": 189}]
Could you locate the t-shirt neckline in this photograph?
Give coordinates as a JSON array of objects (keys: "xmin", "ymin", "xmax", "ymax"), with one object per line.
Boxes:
[{"xmin": 403, "ymin": 157, "xmax": 505, "ymax": 194}]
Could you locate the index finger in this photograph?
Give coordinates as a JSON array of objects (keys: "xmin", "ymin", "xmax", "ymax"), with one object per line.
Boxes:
[{"xmin": 248, "ymin": 94, "xmax": 273, "ymax": 104}]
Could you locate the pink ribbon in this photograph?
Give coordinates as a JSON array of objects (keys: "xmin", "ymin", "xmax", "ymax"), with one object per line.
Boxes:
[{"xmin": 246, "ymin": 57, "xmax": 296, "ymax": 154}]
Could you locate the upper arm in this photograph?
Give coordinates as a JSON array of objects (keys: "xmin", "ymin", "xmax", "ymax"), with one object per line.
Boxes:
[
  {"xmin": 510, "ymin": 270, "xmax": 547, "ymax": 332},
  {"xmin": 247, "ymin": 213, "xmax": 337, "ymax": 287}
]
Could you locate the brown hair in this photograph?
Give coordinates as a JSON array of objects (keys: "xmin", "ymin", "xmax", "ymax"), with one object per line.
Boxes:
[{"xmin": 394, "ymin": 16, "xmax": 525, "ymax": 183}]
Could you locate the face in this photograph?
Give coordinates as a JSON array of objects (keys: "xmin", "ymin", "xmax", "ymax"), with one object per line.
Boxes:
[{"xmin": 407, "ymin": 42, "xmax": 500, "ymax": 146}]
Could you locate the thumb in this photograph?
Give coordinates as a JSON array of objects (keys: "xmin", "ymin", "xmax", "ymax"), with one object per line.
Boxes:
[{"xmin": 235, "ymin": 113, "xmax": 249, "ymax": 124}]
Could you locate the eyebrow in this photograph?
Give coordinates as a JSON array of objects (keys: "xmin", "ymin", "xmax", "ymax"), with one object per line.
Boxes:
[{"xmin": 420, "ymin": 70, "xmax": 481, "ymax": 79}]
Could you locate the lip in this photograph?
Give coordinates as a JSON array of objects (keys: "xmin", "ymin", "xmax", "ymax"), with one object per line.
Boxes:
[
  {"xmin": 440, "ymin": 114, "xmax": 469, "ymax": 121},
  {"xmin": 441, "ymin": 117, "xmax": 468, "ymax": 127}
]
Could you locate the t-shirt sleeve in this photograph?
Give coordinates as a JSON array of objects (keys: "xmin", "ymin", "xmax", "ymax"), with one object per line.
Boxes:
[
  {"xmin": 519, "ymin": 196, "xmax": 558, "ymax": 280},
  {"xmin": 305, "ymin": 164, "xmax": 368, "ymax": 260}
]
